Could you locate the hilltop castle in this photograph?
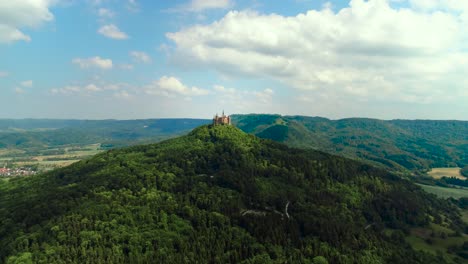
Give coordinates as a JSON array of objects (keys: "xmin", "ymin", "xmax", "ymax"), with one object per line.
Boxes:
[{"xmin": 213, "ymin": 111, "xmax": 231, "ymax": 125}]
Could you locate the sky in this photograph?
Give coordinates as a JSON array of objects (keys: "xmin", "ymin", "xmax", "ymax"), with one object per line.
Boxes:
[{"xmin": 1, "ymin": 0, "xmax": 468, "ymax": 120}]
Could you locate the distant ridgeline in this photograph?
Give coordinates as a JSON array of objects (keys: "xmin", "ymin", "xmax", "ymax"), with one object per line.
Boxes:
[
  {"xmin": 0, "ymin": 118, "xmax": 211, "ymax": 149},
  {"xmin": 231, "ymin": 114, "xmax": 468, "ymax": 172},
  {"xmin": 1, "ymin": 115, "xmax": 467, "ymax": 173},
  {"xmin": 0, "ymin": 125, "xmax": 466, "ymax": 263}
]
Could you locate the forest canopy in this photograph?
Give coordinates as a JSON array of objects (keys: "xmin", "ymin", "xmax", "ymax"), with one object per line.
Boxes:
[{"xmin": 0, "ymin": 125, "xmax": 466, "ymax": 263}]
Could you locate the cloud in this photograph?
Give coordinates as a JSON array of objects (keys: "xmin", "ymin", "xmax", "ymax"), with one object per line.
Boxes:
[
  {"xmin": 50, "ymin": 83, "xmax": 113, "ymax": 95},
  {"xmin": 166, "ymin": 0, "xmax": 468, "ymax": 104},
  {"xmin": 145, "ymin": 76, "xmax": 210, "ymax": 98},
  {"xmin": 88, "ymin": 0, "xmax": 107, "ymax": 6},
  {"xmin": 84, "ymin": 84, "xmax": 102, "ymax": 92},
  {"xmin": 0, "ymin": 0, "xmax": 55, "ymax": 43},
  {"xmin": 0, "ymin": 71, "xmax": 9, "ymax": 77},
  {"xmin": 50, "ymin": 85, "xmax": 82, "ymax": 95},
  {"xmin": 213, "ymin": 85, "xmax": 274, "ymax": 106},
  {"xmin": 126, "ymin": 0, "xmax": 139, "ymax": 12},
  {"xmin": 254, "ymin": 88, "xmax": 274, "ymax": 103},
  {"xmin": 98, "ymin": 8, "xmax": 115, "ymax": 18},
  {"xmin": 14, "ymin": 87, "xmax": 25, "ymax": 94},
  {"xmin": 98, "ymin": 24, "xmax": 129, "ymax": 39},
  {"xmin": 173, "ymin": 0, "xmax": 233, "ymax": 12},
  {"xmin": 21, "ymin": 80, "xmax": 33, "ymax": 88},
  {"xmin": 213, "ymin": 84, "xmax": 236, "ymax": 94},
  {"xmin": 408, "ymin": 0, "xmax": 468, "ymax": 12},
  {"xmin": 0, "ymin": 25, "xmax": 31, "ymax": 43},
  {"xmin": 72, "ymin": 56, "xmax": 113, "ymax": 70},
  {"xmin": 130, "ymin": 51, "xmax": 151, "ymax": 63}
]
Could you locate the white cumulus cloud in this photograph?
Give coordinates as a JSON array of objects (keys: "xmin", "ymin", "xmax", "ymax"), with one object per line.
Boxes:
[
  {"xmin": 173, "ymin": 0, "xmax": 233, "ymax": 12},
  {"xmin": 98, "ymin": 8, "xmax": 115, "ymax": 18},
  {"xmin": 84, "ymin": 84, "xmax": 102, "ymax": 92},
  {"xmin": 214, "ymin": 85, "xmax": 274, "ymax": 105},
  {"xmin": 50, "ymin": 82, "xmax": 129, "ymax": 95},
  {"xmin": 21, "ymin": 80, "xmax": 33, "ymax": 88},
  {"xmin": 0, "ymin": 0, "xmax": 55, "ymax": 43},
  {"xmin": 15, "ymin": 87, "xmax": 25, "ymax": 94},
  {"xmin": 130, "ymin": 51, "xmax": 151, "ymax": 63},
  {"xmin": 72, "ymin": 56, "xmax": 113, "ymax": 70},
  {"xmin": 127, "ymin": 0, "xmax": 139, "ymax": 12},
  {"xmin": 167, "ymin": 0, "xmax": 468, "ymax": 104},
  {"xmin": 98, "ymin": 24, "xmax": 128, "ymax": 39},
  {"xmin": 50, "ymin": 85, "xmax": 82, "ymax": 95},
  {"xmin": 189, "ymin": 0, "xmax": 232, "ymax": 11},
  {"xmin": 145, "ymin": 76, "xmax": 210, "ymax": 98},
  {"xmin": 0, "ymin": 71, "xmax": 9, "ymax": 77}
]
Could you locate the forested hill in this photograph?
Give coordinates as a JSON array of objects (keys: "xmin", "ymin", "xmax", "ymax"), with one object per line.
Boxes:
[
  {"xmin": 1, "ymin": 125, "xmax": 466, "ymax": 263},
  {"xmin": 232, "ymin": 115, "xmax": 468, "ymax": 172}
]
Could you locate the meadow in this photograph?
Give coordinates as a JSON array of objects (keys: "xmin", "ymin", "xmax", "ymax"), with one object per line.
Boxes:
[
  {"xmin": 417, "ymin": 184, "xmax": 468, "ymax": 199},
  {"xmin": 406, "ymin": 223, "xmax": 467, "ymax": 259}
]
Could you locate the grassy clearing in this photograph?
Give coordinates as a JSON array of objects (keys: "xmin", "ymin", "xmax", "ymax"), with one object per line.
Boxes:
[
  {"xmin": 428, "ymin": 167, "xmax": 466, "ymax": 180},
  {"xmin": 405, "ymin": 223, "xmax": 467, "ymax": 263},
  {"xmin": 461, "ymin": 210, "xmax": 468, "ymax": 224},
  {"xmin": 418, "ymin": 184, "xmax": 468, "ymax": 199}
]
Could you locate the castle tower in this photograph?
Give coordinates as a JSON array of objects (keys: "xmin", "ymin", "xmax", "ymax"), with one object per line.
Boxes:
[{"xmin": 213, "ymin": 111, "xmax": 231, "ymax": 125}]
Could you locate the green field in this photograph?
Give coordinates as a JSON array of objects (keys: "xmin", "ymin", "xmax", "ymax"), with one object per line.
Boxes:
[
  {"xmin": 406, "ymin": 233, "xmax": 466, "ymax": 260},
  {"xmin": 418, "ymin": 184, "xmax": 468, "ymax": 199},
  {"xmin": 462, "ymin": 210, "xmax": 468, "ymax": 224}
]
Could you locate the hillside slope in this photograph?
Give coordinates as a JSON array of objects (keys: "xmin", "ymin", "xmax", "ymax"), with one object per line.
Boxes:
[
  {"xmin": 0, "ymin": 125, "xmax": 466, "ymax": 263},
  {"xmin": 232, "ymin": 115, "xmax": 468, "ymax": 172}
]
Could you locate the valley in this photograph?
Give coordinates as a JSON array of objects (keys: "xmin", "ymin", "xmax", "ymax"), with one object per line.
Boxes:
[
  {"xmin": 1, "ymin": 124, "xmax": 467, "ymax": 263},
  {"xmin": 1, "ymin": 117, "xmax": 467, "ymax": 263},
  {"xmin": 0, "ymin": 118, "xmax": 210, "ymax": 174},
  {"xmin": 0, "ymin": 144, "xmax": 102, "ymax": 173},
  {"xmin": 3, "ymin": 1, "xmax": 467, "ymax": 263}
]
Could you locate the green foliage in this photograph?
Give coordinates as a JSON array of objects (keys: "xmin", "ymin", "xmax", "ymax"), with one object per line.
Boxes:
[
  {"xmin": 0, "ymin": 118, "xmax": 209, "ymax": 150},
  {"xmin": 0, "ymin": 125, "xmax": 465, "ymax": 263},
  {"xmin": 256, "ymin": 125, "xmax": 289, "ymax": 142},
  {"xmin": 312, "ymin": 256, "xmax": 328, "ymax": 264},
  {"xmin": 461, "ymin": 166, "xmax": 468, "ymax": 177},
  {"xmin": 232, "ymin": 115, "xmax": 468, "ymax": 172}
]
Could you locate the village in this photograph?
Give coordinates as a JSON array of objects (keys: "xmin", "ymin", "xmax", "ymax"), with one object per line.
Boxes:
[{"xmin": 0, "ymin": 166, "xmax": 36, "ymax": 177}]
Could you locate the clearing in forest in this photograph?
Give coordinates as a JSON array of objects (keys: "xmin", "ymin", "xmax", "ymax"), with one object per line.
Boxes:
[{"xmin": 427, "ymin": 167, "xmax": 466, "ymax": 180}]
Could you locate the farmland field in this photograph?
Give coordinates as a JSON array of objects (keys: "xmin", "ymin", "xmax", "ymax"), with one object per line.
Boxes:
[
  {"xmin": 417, "ymin": 184, "xmax": 468, "ymax": 199},
  {"xmin": 428, "ymin": 167, "xmax": 466, "ymax": 180},
  {"xmin": 0, "ymin": 144, "xmax": 103, "ymax": 172}
]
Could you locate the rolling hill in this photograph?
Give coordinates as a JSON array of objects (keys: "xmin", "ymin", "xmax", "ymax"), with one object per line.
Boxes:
[
  {"xmin": 0, "ymin": 125, "xmax": 466, "ymax": 263},
  {"xmin": 0, "ymin": 119, "xmax": 210, "ymax": 149},
  {"xmin": 232, "ymin": 115, "xmax": 468, "ymax": 173}
]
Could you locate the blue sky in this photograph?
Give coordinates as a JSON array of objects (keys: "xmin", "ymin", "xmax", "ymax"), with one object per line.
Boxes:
[{"xmin": 1, "ymin": 0, "xmax": 467, "ymax": 120}]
